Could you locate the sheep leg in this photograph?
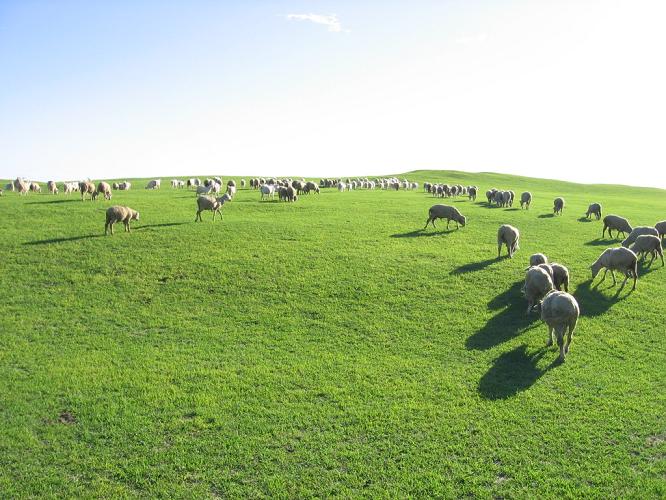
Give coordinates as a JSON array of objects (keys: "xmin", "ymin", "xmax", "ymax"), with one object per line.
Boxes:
[
  {"xmin": 546, "ymin": 326, "xmax": 554, "ymax": 346},
  {"xmin": 556, "ymin": 327, "xmax": 566, "ymax": 362},
  {"xmin": 497, "ymin": 242, "xmax": 502, "ymax": 258},
  {"xmin": 423, "ymin": 217, "xmax": 432, "ymax": 230},
  {"xmin": 446, "ymin": 219, "xmax": 450, "ymax": 229}
]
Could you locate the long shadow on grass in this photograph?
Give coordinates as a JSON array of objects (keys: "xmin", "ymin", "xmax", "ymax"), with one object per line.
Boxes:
[
  {"xmin": 25, "ymin": 199, "xmax": 79, "ymax": 205},
  {"xmin": 467, "ymin": 282, "xmax": 540, "ymax": 351},
  {"xmin": 390, "ymin": 228, "xmax": 458, "ymax": 238},
  {"xmin": 450, "ymin": 258, "xmax": 498, "ymax": 275},
  {"xmin": 573, "ymin": 279, "xmax": 631, "ymax": 317},
  {"xmin": 538, "ymin": 213, "xmax": 555, "ymax": 218},
  {"xmin": 478, "ymin": 345, "xmax": 555, "ymax": 400},
  {"xmin": 584, "ymin": 238, "xmax": 620, "ymax": 246},
  {"xmin": 577, "ymin": 217, "xmax": 594, "ymax": 223},
  {"xmin": 136, "ymin": 222, "xmax": 189, "ymax": 230},
  {"xmin": 24, "ymin": 234, "xmax": 103, "ymax": 245}
]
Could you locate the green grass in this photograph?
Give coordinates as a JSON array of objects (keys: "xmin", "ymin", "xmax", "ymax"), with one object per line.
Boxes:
[{"xmin": 1, "ymin": 170, "xmax": 664, "ymax": 498}]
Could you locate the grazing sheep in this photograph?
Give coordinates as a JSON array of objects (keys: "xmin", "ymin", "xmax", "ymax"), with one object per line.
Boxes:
[
  {"xmin": 522, "ymin": 266, "xmax": 554, "ymax": 314},
  {"xmin": 468, "ymin": 187, "xmax": 477, "ymax": 201},
  {"xmin": 94, "ymin": 181, "xmax": 112, "ymax": 200},
  {"xmin": 29, "ymin": 182, "xmax": 41, "ymax": 193},
  {"xmin": 508, "ymin": 190, "xmax": 515, "ymax": 207},
  {"xmin": 621, "ymin": 226, "xmax": 659, "ymax": 247},
  {"xmin": 227, "ymin": 185, "xmax": 237, "ymax": 198},
  {"xmin": 79, "ymin": 181, "xmax": 95, "ymax": 201},
  {"xmin": 105, "ymin": 206, "xmax": 139, "ymax": 235},
  {"xmin": 196, "ymin": 184, "xmax": 214, "ymax": 196},
  {"xmin": 112, "ymin": 182, "xmax": 120, "ymax": 190},
  {"xmin": 486, "ymin": 189, "xmax": 496, "ymax": 204},
  {"xmin": 47, "ymin": 181, "xmax": 58, "ymax": 194},
  {"xmin": 195, "ymin": 195, "xmax": 223, "ymax": 221},
  {"xmin": 655, "ymin": 220, "xmax": 666, "ymax": 240},
  {"xmin": 541, "ymin": 291, "xmax": 579, "ymax": 362},
  {"xmin": 423, "ymin": 204, "xmax": 466, "ymax": 230},
  {"xmin": 260, "ymin": 184, "xmax": 275, "ymax": 200},
  {"xmin": 241, "ymin": 179, "xmax": 246, "ymax": 188},
  {"xmin": 227, "ymin": 180, "xmax": 236, "ymax": 188},
  {"xmin": 630, "ymin": 235, "xmax": 664, "ymax": 267},
  {"xmin": 591, "ymin": 247, "xmax": 638, "ymax": 291},
  {"xmin": 550, "ymin": 263, "xmax": 570, "ymax": 292},
  {"xmin": 216, "ymin": 193, "xmax": 232, "ymax": 205},
  {"xmin": 63, "ymin": 182, "xmax": 76, "ymax": 194},
  {"xmin": 553, "ymin": 197, "xmax": 564, "ymax": 215},
  {"xmin": 14, "ymin": 178, "xmax": 29, "ymax": 195},
  {"xmin": 118, "ymin": 181, "xmax": 131, "ymax": 190},
  {"xmin": 145, "ymin": 179, "xmax": 161, "ymax": 189},
  {"xmin": 497, "ymin": 225, "xmax": 520, "ymax": 258},
  {"xmin": 4, "ymin": 182, "xmax": 14, "ymax": 192},
  {"xmin": 520, "ymin": 191, "xmax": 532, "ymax": 209},
  {"xmin": 529, "ymin": 253, "xmax": 548, "ymax": 267},
  {"xmin": 602, "ymin": 215, "xmax": 632, "ymax": 239},
  {"xmin": 585, "ymin": 203, "xmax": 602, "ymax": 220}
]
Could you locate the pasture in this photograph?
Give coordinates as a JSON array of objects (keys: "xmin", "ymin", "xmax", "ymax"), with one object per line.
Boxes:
[{"xmin": 1, "ymin": 170, "xmax": 664, "ymax": 497}]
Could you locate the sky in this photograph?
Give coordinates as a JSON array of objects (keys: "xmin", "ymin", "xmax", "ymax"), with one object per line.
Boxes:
[{"xmin": 1, "ymin": 0, "xmax": 665, "ymax": 188}]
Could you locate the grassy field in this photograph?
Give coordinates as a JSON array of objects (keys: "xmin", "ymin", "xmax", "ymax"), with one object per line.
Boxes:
[{"xmin": 1, "ymin": 170, "xmax": 664, "ymax": 498}]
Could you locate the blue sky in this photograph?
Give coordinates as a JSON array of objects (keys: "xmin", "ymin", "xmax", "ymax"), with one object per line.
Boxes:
[{"xmin": 1, "ymin": 1, "xmax": 665, "ymax": 187}]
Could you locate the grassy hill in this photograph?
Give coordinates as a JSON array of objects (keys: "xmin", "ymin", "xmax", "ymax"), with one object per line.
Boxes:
[{"xmin": 1, "ymin": 170, "xmax": 664, "ymax": 497}]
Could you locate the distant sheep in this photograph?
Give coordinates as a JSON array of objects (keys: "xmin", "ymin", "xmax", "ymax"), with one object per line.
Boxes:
[
  {"xmin": 585, "ymin": 203, "xmax": 602, "ymax": 220},
  {"xmin": 105, "ymin": 206, "xmax": 139, "ymax": 235},
  {"xmin": 541, "ymin": 291, "xmax": 579, "ymax": 362},
  {"xmin": 423, "ymin": 204, "xmax": 466, "ymax": 230},
  {"xmin": 529, "ymin": 253, "xmax": 548, "ymax": 267},
  {"xmin": 260, "ymin": 184, "xmax": 275, "ymax": 200},
  {"xmin": 94, "ymin": 181, "xmax": 112, "ymax": 201},
  {"xmin": 47, "ymin": 181, "xmax": 58, "ymax": 195},
  {"xmin": 29, "ymin": 182, "xmax": 41, "ymax": 193},
  {"xmin": 118, "ymin": 181, "xmax": 131, "ymax": 190},
  {"xmin": 79, "ymin": 181, "xmax": 95, "ymax": 201},
  {"xmin": 468, "ymin": 187, "xmax": 477, "ymax": 201},
  {"xmin": 621, "ymin": 226, "xmax": 659, "ymax": 248},
  {"xmin": 522, "ymin": 266, "xmax": 554, "ymax": 314},
  {"xmin": 145, "ymin": 179, "xmax": 161, "ymax": 189},
  {"xmin": 497, "ymin": 225, "xmax": 520, "ymax": 258},
  {"xmin": 227, "ymin": 185, "xmax": 237, "ymax": 198},
  {"xmin": 630, "ymin": 235, "xmax": 664, "ymax": 267},
  {"xmin": 241, "ymin": 179, "xmax": 246, "ymax": 188},
  {"xmin": 520, "ymin": 192, "xmax": 532, "ymax": 209},
  {"xmin": 553, "ymin": 197, "xmax": 564, "ymax": 215},
  {"xmin": 591, "ymin": 247, "xmax": 638, "ymax": 291},
  {"xmin": 14, "ymin": 178, "xmax": 29, "ymax": 195},
  {"xmin": 602, "ymin": 215, "xmax": 632, "ymax": 239}
]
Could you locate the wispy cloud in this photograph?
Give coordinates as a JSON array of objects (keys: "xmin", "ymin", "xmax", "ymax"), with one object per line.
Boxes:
[
  {"xmin": 455, "ymin": 33, "xmax": 488, "ymax": 45},
  {"xmin": 286, "ymin": 13, "xmax": 346, "ymax": 33}
]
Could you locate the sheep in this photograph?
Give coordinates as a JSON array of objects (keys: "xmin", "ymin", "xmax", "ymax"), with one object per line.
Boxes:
[
  {"xmin": 4, "ymin": 182, "xmax": 14, "ymax": 192},
  {"xmin": 522, "ymin": 266, "xmax": 554, "ymax": 314},
  {"xmin": 540, "ymin": 291, "xmax": 579, "ymax": 362},
  {"xmin": 216, "ymin": 193, "xmax": 232, "ymax": 205},
  {"xmin": 14, "ymin": 178, "xmax": 29, "ymax": 195},
  {"xmin": 508, "ymin": 190, "xmax": 515, "ymax": 207},
  {"xmin": 105, "ymin": 206, "xmax": 139, "ymax": 235},
  {"xmin": 94, "ymin": 181, "xmax": 112, "ymax": 201},
  {"xmin": 227, "ymin": 180, "xmax": 236, "ymax": 188},
  {"xmin": 591, "ymin": 247, "xmax": 638, "ymax": 291},
  {"xmin": 260, "ymin": 184, "xmax": 275, "ymax": 200},
  {"xmin": 29, "ymin": 182, "xmax": 41, "ymax": 193},
  {"xmin": 63, "ymin": 182, "xmax": 75, "ymax": 194},
  {"xmin": 585, "ymin": 203, "xmax": 602, "ymax": 220},
  {"xmin": 621, "ymin": 226, "xmax": 659, "ymax": 248},
  {"xmin": 79, "ymin": 181, "xmax": 95, "ymax": 201},
  {"xmin": 630, "ymin": 235, "xmax": 664, "ymax": 267},
  {"xmin": 468, "ymin": 187, "xmax": 477, "ymax": 201},
  {"xmin": 112, "ymin": 182, "xmax": 120, "ymax": 190},
  {"xmin": 602, "ymin": 215, "xmax": 632, "ymax": 239},
  {"xmin": 227, "ymin": 185, "xmax": 237, "ymax": 198},
  {"xmin": 118, "ymin": 181, "xmax": 131, "ymax": 190},
  {"xmin": 497, "ymin": 225, "xmax": 520, "ymax": 258},
  {"xmin": 423, "ymin": 205, "xmax": 466, "ymax": 230},
  {"xmin": 553, "ymin": 197, "xmax": 564, "ymax": 215},
  {"xmin": 196, "ymin": 184, "xmax": 214, "ymax": 196},
  {"xmin": 529, "ymin": 253, "xmax": 548, "ymax": 267},
  {"xmin": 550, "ymin": 263, "xmax": 570, "ymax": 292},
  {"xmin": 655, "ymin": 221, "xmax": 666, "ymax": 240},
  {"xmin": 145, "ymin": 179, "xmax": 161, "ymax": 189},
  {"xmin": 47, "ymin": 181, "xmax": 58, "ymax": 194},
  {"xmin": 337, "ymin": 182, "xmax": 346, "ymax": 192},
  {"xmin": 241, "ymin": 179, "xmax": 246, "ymax": 188},
  {"xmin": 520, "ymin": 191, "xmax": 532, "ymax": 209},
  {"xmin": 195, "ymin": 195, "xmax": 223, "ymax": 221},
  {"xmin": 486, "ymin": 189, "xmax": 496, "ymax": 204}
]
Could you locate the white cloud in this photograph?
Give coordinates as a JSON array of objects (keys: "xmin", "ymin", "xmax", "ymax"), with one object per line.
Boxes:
[
  {"xmin": 455, "ymin": 33, "xmax": 488, "ymax": 45},
  {"xmin": 286, "ymin": 13, "xmax": 345, "ymax": 33}
]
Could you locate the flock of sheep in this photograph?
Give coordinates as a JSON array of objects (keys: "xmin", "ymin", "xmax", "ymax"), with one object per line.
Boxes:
[
  {"xmin": 420, "ymin": 182, "xmax": 664, "ymax": 362},
  {"xmin": 5, "ymin": 175, "xmax": 664, "ymax": 362}
]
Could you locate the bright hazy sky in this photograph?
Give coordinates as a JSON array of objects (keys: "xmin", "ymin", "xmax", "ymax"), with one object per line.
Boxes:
[{"xmin": 1, "ymin": 1, "xmax": 665, "ymax": 187}]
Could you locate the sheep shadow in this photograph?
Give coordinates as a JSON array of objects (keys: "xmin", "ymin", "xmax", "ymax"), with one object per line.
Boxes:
[
  {"xmin": 390, "ymin": 228, "xmax": 457, "ymax": 238},
  {"xmin": 24, "ymin": 234, "xmax": 103, "ymax": 245},
  {"xmin": 478, "ymin": 345, "xmax": 556, "ymax": 400},
  {"xmin": 577, "ymin": 217, "xmax": 594, "ymax": 223},
  {"xmin": 573, "ymin": 279, "xmax": 630, "ymax": 317},
  {"xmin": 135, "ymin": 222, "xmax": 189, "ymax": 230},
  {"xmin": 538, "ymin": 213, "xmax": 555, "ymax": 219},
  {"xmin": 466, "ymin": 282, "xmax": 541, "ymax": 351},
  {"xmin": 504, "ymin": 208, "xmax": 520, "ymax": 211},
  {"xmin": 25, "ymin": 199, "xmax": 79, "ymax": 205},
  {"xmin": 450, "ymin": 258, "xmax": 498, "ymax": 275},
  {"xmin": 584, "ymin": 239, "xmax": 618, "ymax": 246}
]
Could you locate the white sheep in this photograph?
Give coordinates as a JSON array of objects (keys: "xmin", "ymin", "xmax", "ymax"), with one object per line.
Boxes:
[
  {"xmin": 520, "ymin": 191, "xmax": 531, "ymax": 209},
  {"xmin": 423, "ymin": 205, "xmax": 466, "ymax": 230},
  {"xmin": 529, "ymin": 253, "xmax": 548, "ymax": 267},
  {"xmin": 94, "ymin": 181, "xmax": 112, "ymax": 201},
  {"xmin": 241, "ymin": 179, "xmax": 246, "ymax": 188},
  {"xmin": 585, "ymin": 203, "xmax": 602, "ymax": 220},
  {"xmin": 538, "ymin": 263, "xmax": 570, "ymax": 292},
  {"xmin": 29, "ymin": 182, "xmax": 41, "ymax": 193},
  {"xmin": 105, "ymin": 206, "xmax": 139, "ymax": 235},
  {"xmin": 227, "ymin": 185, "xmax": 237, "ymax": 198},
  {"xmin": 553, "ymin": 197, "xmax": 564, "ymax": 215},
  {"xmin": 602, "ymin": 215, "xmax": 632, "ymax": 239},
  {"xmin": 14, "ymin": 178, "xmax": 29, "ymax": 195},
  {"xmin": 79, "ymin": 181, "xmax": 95, "ymax": 201},
  {"xmin": 497, "ymin": 225, "xmax": 520, "ymax": 258},
  {"xmin": 621, "ymin": 226, "xmax": 659, "ymax": 247},
  {"xmin": 47, "ymin": 181, "xmax": 58, "ymax": 195},
  {"xmin": 260, "ymin": 184, "xmax": 275, "ymax": 200},
  {"xmin": 541, "ymin": 290, "xmax": 579, "ymax": 362},
  {"xmin": 591, "ymin": 247, "xmax": 638, "ymax": 291},
  {"xmin": 195, "ymin": 195, "xmax": 223, "ymax": 221},
  {"xmin": 630, "ymin": 235, "xmax": 664, "ymax": 267},
  {"xmin": 522, "ymin": 266, "xmax": 554, "ymax": 314}
]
